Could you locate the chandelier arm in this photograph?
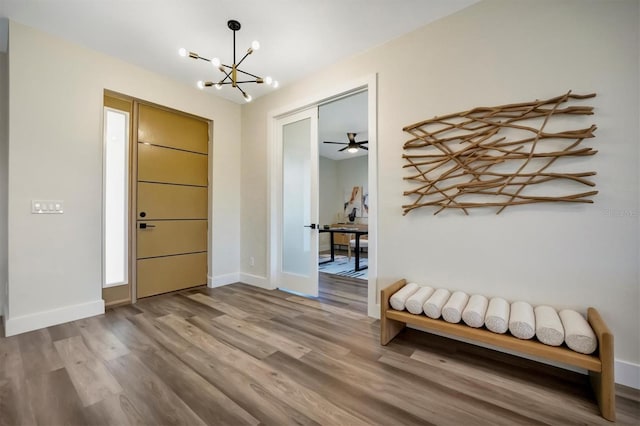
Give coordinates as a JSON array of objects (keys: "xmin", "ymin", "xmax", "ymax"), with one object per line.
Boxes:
[
  {"xmin": 236, "ymin": 85, "xmax": 249, "ymax": 98},
  {"xmin": 235, "ymin": 68, "xmax": 262, "ymax": 80},
  {"xmin": 235, "ymin": 51, "xmax": 253, "ymax": 68},
  {"xmin": 217, "ymin": 67, "xmax": 233, "ymax": 83}
]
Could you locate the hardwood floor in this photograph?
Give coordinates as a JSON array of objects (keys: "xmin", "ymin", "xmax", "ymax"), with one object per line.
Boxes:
[{"xmin": 1, "ymin": 275, "xmax": 638, "ymax": 425}]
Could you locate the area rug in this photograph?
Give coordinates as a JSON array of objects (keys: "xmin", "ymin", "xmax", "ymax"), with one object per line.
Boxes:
[{"xmin": 318, "ymin": 255, "xmax": 368, "ymax": 280}]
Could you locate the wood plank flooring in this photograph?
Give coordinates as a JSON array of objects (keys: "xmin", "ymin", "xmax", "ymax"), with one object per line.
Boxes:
[{"xmin": 1, "ymin": 273, "xmax": 638, "ymax": 425}]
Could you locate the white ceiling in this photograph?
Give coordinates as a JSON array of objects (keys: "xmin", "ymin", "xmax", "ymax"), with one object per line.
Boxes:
[{"xmin": 0, "ymin": 0, "xmax": 477, "ymax": 104}]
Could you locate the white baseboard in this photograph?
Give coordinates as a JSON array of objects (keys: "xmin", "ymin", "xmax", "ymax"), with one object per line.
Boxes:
[
  {"xmin": 4, "ymin": 299, "xmax": 105, "ymax": 337},
  {"xmin": 369, "ymin": 303, "xmax": 380, "ymax": 319},
  {"xmin": 239, "ymin": 273, "xmax": 273, "ymax": 290},
  {"xmin": 208, "ymin": 273, "xmax": 240, "ymax": 288},
  {"xmin": 0, "ymin": 295, "xmax": 6, "ymax": 332},
  {"xmin": 615, "ymin": 359, "xmax": 640, "ymax": 389}
]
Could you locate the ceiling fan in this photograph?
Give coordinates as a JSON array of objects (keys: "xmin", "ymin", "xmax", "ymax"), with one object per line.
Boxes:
[{"xmin": 323, "ymin": 132, "xmax": 368, "ymax": 153}]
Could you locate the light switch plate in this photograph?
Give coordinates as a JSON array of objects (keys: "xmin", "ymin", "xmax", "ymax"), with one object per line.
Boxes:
[{"xmin": 32, "ymin": 200, "xmax": 64, "ymax": 214}]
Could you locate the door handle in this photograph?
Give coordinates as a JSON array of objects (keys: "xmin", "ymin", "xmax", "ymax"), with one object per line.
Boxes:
[
  {"xmin": 139, "ymin": 223, "xmax": 156, "ymax": 229},
  {"xmin": 303, "ymin": 224, "xmax": 317, "ymax": 229}
]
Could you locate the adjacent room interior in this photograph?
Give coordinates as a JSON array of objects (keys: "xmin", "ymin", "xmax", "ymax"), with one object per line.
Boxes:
[{"xmin": 318, "ymin": 91, "xmax": 369, "ymax": 278}]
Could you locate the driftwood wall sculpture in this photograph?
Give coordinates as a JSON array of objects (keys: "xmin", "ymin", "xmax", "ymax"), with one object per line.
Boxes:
[{"xmin": 402, "ymin": 91, "xmax": 598, "ymax": 215}]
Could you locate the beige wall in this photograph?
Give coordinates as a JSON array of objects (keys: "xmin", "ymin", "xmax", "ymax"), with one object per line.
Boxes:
[
  {"xmin": 0, "ymin": 51, "xmax": 7, "ymax": 318},
  {"xmin": 241, "ymin": 0, "xmax": 640, "ymax": 377},
  {"xmin": 6, "ymin": 21, "xmax": 241, "ymax": 332},
  {"xmin": 319, "ymin": 157, "xmax": 339, "ymax": 250}
]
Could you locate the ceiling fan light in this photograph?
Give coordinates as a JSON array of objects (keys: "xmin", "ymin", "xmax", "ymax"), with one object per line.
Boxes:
[
  {"xmin": 196, "ymin": 80, "xmax": 205, "ymax": 89},
  {"xmin": 178, "ymin": 47, "xmax": 187, "ymax": 57},
  {"xmin": 347, "ymin": 147, "xmax": 359, "ymax": 153},
  {"xmin": 251, "ymin": 40, "xmax": 260, "ymax": 51}
]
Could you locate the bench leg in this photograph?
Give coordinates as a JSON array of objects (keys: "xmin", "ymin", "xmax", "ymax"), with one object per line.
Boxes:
[
  {"xmin": 589, "ymin": 363, "xmax": 615, "ymax": 421},
  {"xmin": 381, "ymin": 316, "xmax": 406, "ymax": 345},
  {"xmin": 379, "ymin": 279, "xmax": 408, "ymax": 345},
  {"xmin": 587, "ymin": 308, "xmax": 615, "ymax": 422}
]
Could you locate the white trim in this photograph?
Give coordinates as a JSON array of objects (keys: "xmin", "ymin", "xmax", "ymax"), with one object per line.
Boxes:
[
  {"xmin": 0, "ymin": 293, "xmax": 7, "ymax": 327},
  {"xmin": 267, "ymin": 73, "xmax": 378, "ymax": 316},
  {"xmin": 369, "ymin": 303, "xmax": 381, "ymax": 319},
  {"xmin": 4, "ymin": 299, "xmax": 105, "ymax": 337},
  {"xmin": 615, "ymin": 359, "xmax": 640, "ymax": 389},
  {"xmin": 364, "ymin": 77, "xmax": 378, "ymax": 319},
  {"xmin": 239, "ymin": 273, "xmax": 273, "ymax": 290},
  {"xmin": 208, "ymin": 272, "xmax": 240, "ymax": 288}
]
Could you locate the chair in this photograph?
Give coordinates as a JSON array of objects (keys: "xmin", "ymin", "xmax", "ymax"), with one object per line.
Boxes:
[{"xmin": 348, "ymin": 235, "xmax": 368, "ymax": 260}]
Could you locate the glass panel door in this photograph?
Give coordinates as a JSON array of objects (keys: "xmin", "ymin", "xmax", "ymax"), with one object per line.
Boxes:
[{"xmin": 278, "ymin": 108, "xmax": 318, "ymax": 296}]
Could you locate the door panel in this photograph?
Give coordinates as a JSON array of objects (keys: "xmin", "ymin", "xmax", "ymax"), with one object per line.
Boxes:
[
  {"xmin": 138, "ymin": 104, "xmax": 208, "ymax": 154},
  {"xmin": 137, "ymin": 252, "xmax": 208, "ymax": 298},
  {"xmin": 137, "ymin": 220, "xmax": 207, "ymax": 259},
  {"xmin": 277, "ymin": 108, "xmax": 319, "ymax": 297},
  {"xmin": 138, "ymin": 143, "xmax": 208, "ymax": 186},
  {"xmin": 136, "ymin": 103, "xmax": 209, "ymax": 299},
  {"xmin": 137, "ymin": 182, "xmax": 207, "ymax": 220}
]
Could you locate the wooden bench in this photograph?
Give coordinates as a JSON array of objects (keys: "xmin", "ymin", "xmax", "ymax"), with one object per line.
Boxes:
[{"xmin": 380, "ymin": 279, "xmax": 615, "ymax": 421}]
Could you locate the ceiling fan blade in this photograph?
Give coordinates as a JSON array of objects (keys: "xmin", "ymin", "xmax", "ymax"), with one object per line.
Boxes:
[
  {"xmin": 338, "ymin": 146, "xmax": 349, "ymax": 152},
  {"xmin": 359, "ymin": 146, "xmax": 368, "ymax": 151},
  {"xmin": 356, "ymin": 141, "xmax": 368, "ymax": 145},
  {"xmin": 323, "ymin": 141, "xmax": 348, "ymax": 145}
]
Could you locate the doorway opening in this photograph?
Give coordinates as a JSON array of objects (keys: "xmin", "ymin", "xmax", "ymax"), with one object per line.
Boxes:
[
  {"xmin": 317, "ymin": 92, "xmax": 369, "ymax": 306},
  {"xmin": 268, "ymin": 75, "xmax": 378, "ymax": 318}
]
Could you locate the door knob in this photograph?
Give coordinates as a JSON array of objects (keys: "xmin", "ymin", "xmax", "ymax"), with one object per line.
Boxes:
[{"xmin": 303, "ymin": 224, "xmax": 317, "ymax": 229}]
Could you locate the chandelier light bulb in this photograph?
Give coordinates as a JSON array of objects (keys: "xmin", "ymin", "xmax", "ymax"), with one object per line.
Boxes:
[
  {"xmin": 178, "ymin": 47, "xmax": 187, "ymax": 57},
  {"xmin": 214, "ymin": 83, "xmax": 222, "ymax": 90},
  {"xmin": 197, "ymin": 80, "xmax": 205, "ymax": 90},
  {"xmin": 347, "ymin": 147, "xmax": 359, "ymax": 153},
  {"xmin": 265, "ymin": 76, "xmax": 273, "ymax": 85},
  {"xmin": 272, "ymin": 80, "xmax": 279, "ymax": 89},
  {"xmin": 251, "ymin": 40, "xmax": 260, "ymax": 51},
  {"xmin": 211, "ymin": 57, "xmax": 221, "ymax": 67},
  {"xmin": 243, "ymin": 93, "xmax": 253, "ymax": 102}
]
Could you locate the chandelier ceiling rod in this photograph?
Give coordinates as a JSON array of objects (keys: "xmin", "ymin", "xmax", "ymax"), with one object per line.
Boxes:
[{"xmin": 179, "ymin": 19, "xmax": 278, "ymax": 102}]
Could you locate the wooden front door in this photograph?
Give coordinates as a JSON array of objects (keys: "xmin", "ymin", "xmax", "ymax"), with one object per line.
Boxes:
[{"xmin": 136, "ymin": 104, "xmax": 209, "ymax": 298}]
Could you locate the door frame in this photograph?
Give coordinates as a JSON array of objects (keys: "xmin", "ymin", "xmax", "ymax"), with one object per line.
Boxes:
[{"xmin": 267, "ymin": 74, "xmax": 379, "ymax": 318}]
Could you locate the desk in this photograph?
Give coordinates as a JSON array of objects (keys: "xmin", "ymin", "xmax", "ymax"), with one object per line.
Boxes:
[{"xmin": 319, "ymin": 227, "xmax": 368, "ymax": 272}]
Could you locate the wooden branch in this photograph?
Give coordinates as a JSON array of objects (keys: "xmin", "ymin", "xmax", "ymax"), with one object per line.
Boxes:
[{"xmin": 402, "ymin": 91, "xmax": 598, "ymax": 215}]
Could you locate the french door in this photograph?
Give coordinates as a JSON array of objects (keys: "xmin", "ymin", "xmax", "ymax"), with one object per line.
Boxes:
[{"xmin": 276, "ymin": 108, "xmax": 319, "ymax": 297}]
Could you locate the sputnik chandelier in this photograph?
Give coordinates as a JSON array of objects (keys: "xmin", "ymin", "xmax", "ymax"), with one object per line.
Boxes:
[{"xmin": 179, "ymin": 19, "xmax": 278, "ymax": 102}]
